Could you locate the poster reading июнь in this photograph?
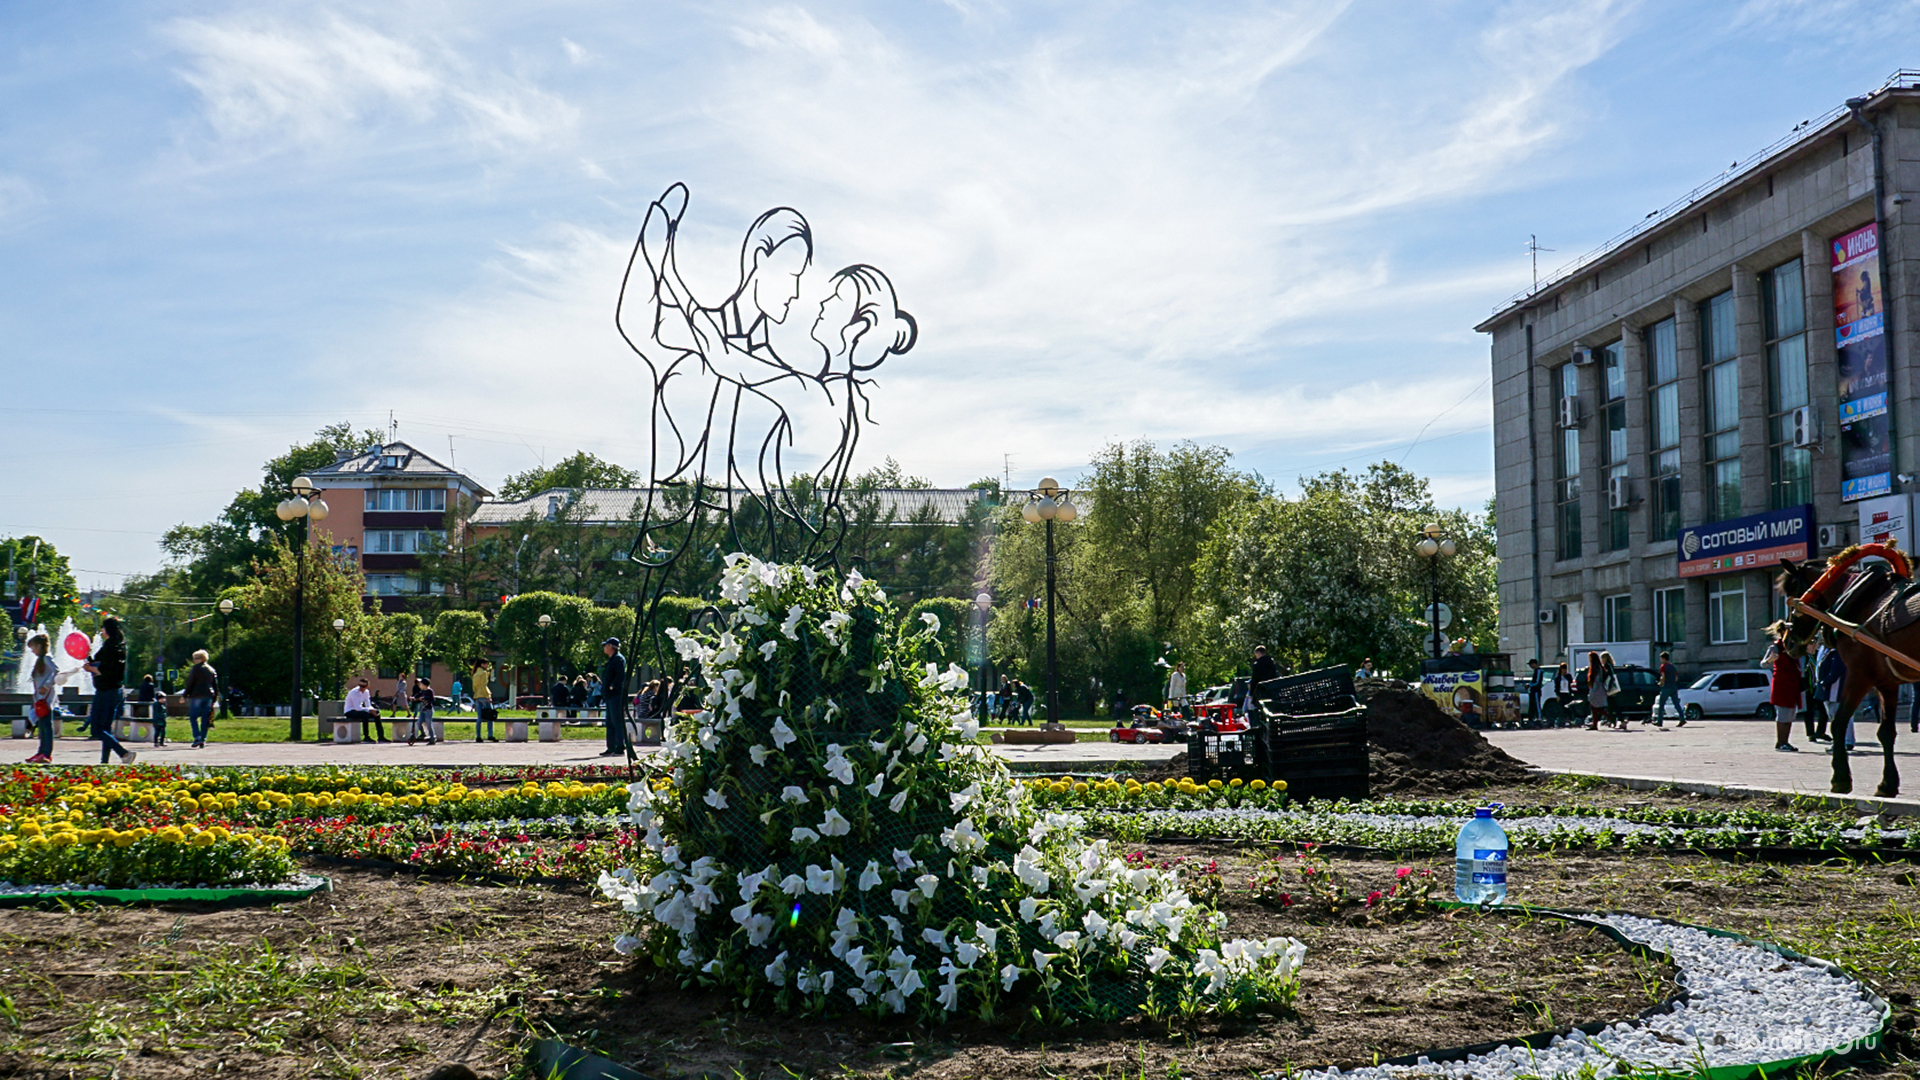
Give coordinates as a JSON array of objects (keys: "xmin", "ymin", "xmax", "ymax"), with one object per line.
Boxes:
[{"xmin": 1834, "ymin": 223, "xmax": 1892, "ymax": 501}]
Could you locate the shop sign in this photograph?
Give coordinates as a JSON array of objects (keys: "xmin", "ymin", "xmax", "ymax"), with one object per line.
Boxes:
[{"xmin": 1677, "ymin": 504, "xmax": 1812, "ymax": 578}]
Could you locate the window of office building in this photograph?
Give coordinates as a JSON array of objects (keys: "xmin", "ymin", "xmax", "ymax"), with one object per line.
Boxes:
[
  {"xmin": 1701, "ymin": 291, "xmax": 1741, "ymax": 521},
  {"xmin": 1646, "ymin": 318, "xmax": 1680, "ymax": 541},
  {"xmin": 1763, "ymin": 259, "xmax": 1811, "ymax": 509},
  {"xmin": 1554, "ymin": 362, "xmax": 1582, "ymax": 560},
  {"xmin": 1654, "ymin": 586, "xmax": 1685, "ymax": 645},
  {"xmin": 1600, "ymin": 342, "xmax": 1629, "ymax": 551},
  {"xmin": 366, "ymin": 574, "xmax": 444, "ymax": 596},
  {"xmin": 1707, "ymin": 577, "xmax": 1746, "ymax": 644},
  {"xmin": 365, "ymin": 488, "xmax": 448, "ymax": 512},
  {"xmin": 364, "ymin": 529, "xmax": 443, "ymax": 554},
  {"xmin": 1603, "ymin": 593, "xmax": 1632, "ymax": 641}
]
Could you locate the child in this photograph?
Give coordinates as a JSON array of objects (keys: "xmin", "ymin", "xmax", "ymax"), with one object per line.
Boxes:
[{"xmin": 409, "ymin": 676, "xmax": 438, "ymax": 745}]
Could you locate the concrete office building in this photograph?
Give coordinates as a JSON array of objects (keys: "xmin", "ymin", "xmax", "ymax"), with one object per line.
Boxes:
[{"xmin": 1480, "ymin": 73, "xmax": 1920, "ymax": 676}]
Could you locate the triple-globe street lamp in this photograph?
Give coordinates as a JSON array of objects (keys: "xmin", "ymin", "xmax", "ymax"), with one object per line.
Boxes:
[
  {"xmin": 1020, "ymin": 479, "xmax": 1078, "ymax": 725},
  {"xmin": 274, "ymin": 476, "xmax": 329, "ymax": 741},
  {"xmin": 1414, "ymin": 523, "xmax": 1456, "ymax": 661}
]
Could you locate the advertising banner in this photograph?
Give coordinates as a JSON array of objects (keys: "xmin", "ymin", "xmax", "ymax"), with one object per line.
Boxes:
[
  {"xmin": 1857, "ymin": 493, "xmax": 1913, "ymax": 552},
  {"xmin": 1677, "ymin": 504, "xmax": 1813, "ymax": 578},
  {"xmin": 1833, "ymin": 224, "xmax": 1893, "ymax": 501}
]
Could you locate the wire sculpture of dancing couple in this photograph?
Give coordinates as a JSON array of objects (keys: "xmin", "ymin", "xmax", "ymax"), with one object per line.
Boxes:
[{"xmin": 614, "ymin": 182, "xmax": 917, "ymax": 651}]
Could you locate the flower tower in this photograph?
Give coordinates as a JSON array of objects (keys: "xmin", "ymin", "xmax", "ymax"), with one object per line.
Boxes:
[{"xmin": 600, "ymin": 556, "xmax": 1303, "ymax": 1022}]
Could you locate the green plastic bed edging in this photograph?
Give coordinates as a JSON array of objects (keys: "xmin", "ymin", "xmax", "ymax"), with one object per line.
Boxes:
[
  {"xmin": 1390, "ymin": 902, "xmax": 1895, "ymax": 1080},
  {"xmin": 0, "ymin": 875, "xmax": 330, "ymax": 908}
]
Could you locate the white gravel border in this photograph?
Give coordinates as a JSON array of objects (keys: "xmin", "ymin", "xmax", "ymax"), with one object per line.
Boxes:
[
  {"xmin": 1279, "ymin": 911, "xmax": 1889, "ymax": 1080},
  {"xmin": 0, "ymin": 871, "xmax": 329, "ymax": 898},
  {"xmin": 1120, "ymin": 807, "xmax": 1907, "ymax": 844}
]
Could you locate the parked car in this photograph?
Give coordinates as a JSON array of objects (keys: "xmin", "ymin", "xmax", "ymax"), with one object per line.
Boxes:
[{"xmin": 1674, "ymin": 669, "xmax": 1774, "ymax": 721}]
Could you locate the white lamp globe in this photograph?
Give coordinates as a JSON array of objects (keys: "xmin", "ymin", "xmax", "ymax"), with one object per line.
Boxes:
[
  {"xmin": 1021, "ymin": 500, "xmax": 1042, "ymax": 523},
  {"xmin": 1439, "ymin": 538, "xmax": 1456, "ymax": 557},
  {"xmin": 332, "ymin": 618, "xmax": 345, "ymax": 631},
  {"xmin": 291, "ymin": 476, "xmax": 315, "ymax": 496},
  {"xmin": 275, "ymin": 499, "xmax": 298, "ymax": 522},
  {"xmin": 538, "ymin": 613, "xmax": 552, "ymax": 628},
  {"xmin": 307, "ymin": 498, "xmax": 330, "ymax": 522},
  {"xmin": 219, "ymin": 599, "xmax": 233, "ymax": 615},
  {"xmin": 1036, "ymin": 496, "xmax": 1057, "ymax": 520},
  {"xmin": 975, "ymin": 592, "xmax": 991, "ymax": 610},
  {"xmin": 1055, "ymin": 500, "xmax": 1078, "ymax": 523},
  {"xmin": 1416, "ymin": 537, "xmax": 1439, "ymax": 558}
]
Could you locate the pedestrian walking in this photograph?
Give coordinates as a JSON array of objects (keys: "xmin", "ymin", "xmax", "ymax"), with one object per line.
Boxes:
[
  {"xmin": 81, "ymin": 617, "xmax": 136, "ymax": 765},
  {"xmin": 408, "ymin": 676, "xmax": 438, "ymax": 744},
  {"xmin": 471, "ymin": 660, "xmax": 498, "ymax": 742},
  {"xmin": 1812, "ymin": 642, "xmax": 1839, "ymax": 743},
  {"xmin": 1763, "ymin": 623, "xmax": 1803, "ymax": 752},
  {"xmin": 1553, "ymin": 662, "xmax": 1574, "ymax": 723},
  {"xmin": 1600, "ymin": 651, "xmax": 1623, "ymax": 729},
  {"xmin": 24, "ymin": 633, "xmax": 56, "ymax": 763},
  {"xmin": 344, "ymin": 678, "xmax": 386, "ymax": 743},
  {"xmin": 1524, "ymin": 658, "xmax": 1542, "ymax": 720},
  {"xmin": 599, "ymin": 638, "xmax": 628, "ymax": 756},
  {"xmin": 1653, "ymin": 651, "xmax": 1678, "ymax": 728},
  {"xmin": 1016, "ymin": 680, "xmax": 1035, "ymax": 723},
  {"xmin": 1166, "ymin": 662, "xmax": 1190, "ymax": 715},
  {"xmin": 183, "ymin": 649, "xmax": 217, "ymax": 749},
  {"xmin": 1583, "ymin": 651, "xmax": 1612, "ymax": 731}
]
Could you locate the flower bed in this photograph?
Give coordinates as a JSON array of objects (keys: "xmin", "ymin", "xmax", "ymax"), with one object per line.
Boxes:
[{"xmin": 0, "ymin": 812, "xmax": 294, "ymax": 889}]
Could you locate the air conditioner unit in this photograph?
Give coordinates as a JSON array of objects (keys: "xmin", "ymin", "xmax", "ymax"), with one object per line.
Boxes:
[
  {"xmin": 1558, "ymin": 395, "xmax": 1583, "ymax": 429},
  {"xmin": 1791, "ymin": 405, "xmax": 1819, "ymax": 449},
  {"xmin": 1608, "ymin": 474, "xmax": 1631, "ymax": 510},
  {"xmin": 1537, "ymin": 608, "xmax": 1556, "ymax": 624},
  {"xmin": 1570, "ymin": 346, "xmax": 1596, "ymax": 366},
  {"xmin": 1818, "ymin": 523, "xmax": 1848, "ymax": 550}
]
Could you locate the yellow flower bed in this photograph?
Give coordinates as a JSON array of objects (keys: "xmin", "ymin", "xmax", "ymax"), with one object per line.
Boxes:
[
  {"xmin": 1024, "ymin": 775, "xmax": 1287, "ymax": 810},
  {"xmin": 1, "ymin": 811, "xmax": 294, "ymax": 889}
]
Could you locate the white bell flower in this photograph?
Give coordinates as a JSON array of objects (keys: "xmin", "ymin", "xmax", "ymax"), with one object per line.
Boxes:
[
  {"xmin": 819, "ymin": 808, "xmax": 851, "ymax": 837},
  {"xmin": 780, "ymin": 785, "xmax": 810, "ymax": 805},
  {"xmin": 791, "ymin": 826, "xmax": 821, "ymax": 844},
  {"xmin": 1146, "ymin": 947, "xmax": 1173, "ymax": 973},
  {"xmin": 748, "ymin": 744, "xmax": 770, "ymax": 765},
  {"xmin": 858, "ymin": 861, "xmax": 883, "ymax": 892},
  {"xmin": 1000, "ymin": 964, "xmax": 1022, "ymax": 990},
  {"xmin": 703, "ymin": 789, "xmax": 728, "ymax": 809}
]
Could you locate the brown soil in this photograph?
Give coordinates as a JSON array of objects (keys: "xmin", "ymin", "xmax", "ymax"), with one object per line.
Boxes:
[
  {"xmin": 1358, "ymin": 681, "xmax": 1535, "ymax": 797},
  {"xmin": 3, "ymin": 845, "xmax": 1912, "ymax": 1080}
]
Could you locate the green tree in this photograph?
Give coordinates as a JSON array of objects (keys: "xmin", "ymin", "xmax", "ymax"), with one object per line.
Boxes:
[
  {"xmin": 376, "ymin": 612, "xmax": 430, "ymax": 677},
  {"xmin": 229, "ymin": 537, "xmax": 381, "ymax": 701},
  {"xmin": 427, "ymin": 610, "xmax": 493, "ymax": 675},
  {"xmin": 497, "ymin": 451, "xmax": 640, "ymax": 501},
  {"xmin": 1192, "ymin": 462, "xmax": 1497, "ymax": 681},
  {"xmin": 494, "ymin": 592, "xmax": 596, "ymax": 674},
  {"xmin": 1, "ymin": 535, "xmax": 81, "ymax": 629},
  {"xmin": 161, "ymin": 423, "xmax": 386, "ymax": 597}
]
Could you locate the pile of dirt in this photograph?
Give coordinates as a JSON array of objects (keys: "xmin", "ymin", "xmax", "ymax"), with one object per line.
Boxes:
[{"xmin": 1358, "ymin": 679, "xmax": 1535, "ymax": 796}]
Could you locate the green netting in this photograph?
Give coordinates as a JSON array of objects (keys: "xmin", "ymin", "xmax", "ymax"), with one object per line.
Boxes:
[
  {"xmin": 605, "ymin": 557, "xmax": 1304, "ymax": 1023},
  {"xmin": 0, "ymin": 875, "xmax": 330, "ymax": 908}
]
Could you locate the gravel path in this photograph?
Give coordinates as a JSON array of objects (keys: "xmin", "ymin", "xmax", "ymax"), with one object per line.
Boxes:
[{"xmin": 1284, "ymin": 912, "xmax": 1888, "ymax": 1080}]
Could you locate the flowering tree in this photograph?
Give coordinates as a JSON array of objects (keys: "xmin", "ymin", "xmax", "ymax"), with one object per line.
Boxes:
[{"xmin": 599, "ymin": 555, "xmax": 1304, "ymax": 1023}]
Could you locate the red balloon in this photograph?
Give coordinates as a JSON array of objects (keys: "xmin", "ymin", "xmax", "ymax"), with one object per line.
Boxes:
[{"xmin": 63, "ymin": 632, "xmax": 91, "ymax": 660}]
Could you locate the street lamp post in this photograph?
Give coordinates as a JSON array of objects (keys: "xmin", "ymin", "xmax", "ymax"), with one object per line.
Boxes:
[
  {"xmin": 274, "ymin": 476, "xmax": 329, "ymax": 741},
  {"xmin": 1020, "ymin": 479, "xmax": 1078, "ymax": 725},
  {"xmin": 537, "ymin": 613, "xmax": 552, "ymax": 705},
  {"xmin": 331, "ymin": 617, "xmax": 347, "ymax": 699},
  {"xmin": 217, "ymin": 599, "xmax": 233, "ymax": 718},
  {"xmin": 1414, "ymin": 522, "xmax": 1456, "ymax": 661},
  {"xmin": 972, "ymin": 592, "xmax": 990, "ymax": 721}
]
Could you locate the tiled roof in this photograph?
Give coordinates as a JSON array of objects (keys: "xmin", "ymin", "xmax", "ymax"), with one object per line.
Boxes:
[
  {"xmin": 470, "ymin": 487, "xmax": 998, "ymax": 527},
  {"xmin": 307, "ymin": 442, "xmax": 491, "ymax": 496}
]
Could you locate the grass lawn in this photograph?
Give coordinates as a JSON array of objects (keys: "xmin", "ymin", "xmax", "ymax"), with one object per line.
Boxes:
[{"xmin": 164, "ymin": 713, "xmax": 618, "ymax": 743}]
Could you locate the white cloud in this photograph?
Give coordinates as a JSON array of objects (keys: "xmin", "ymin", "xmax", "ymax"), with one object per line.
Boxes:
[
  {"xmin": 163, "ymin": 12, "xmax": 576, "ymax": 152},
  {"xmin": 0, "ymin": 174, "xmax": 40, "ymax": 221}
]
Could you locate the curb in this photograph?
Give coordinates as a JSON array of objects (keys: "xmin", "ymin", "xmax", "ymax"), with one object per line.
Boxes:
[{"xmin": 1535, "ymin": 767, "xmax": 1920, "ymax": 817}]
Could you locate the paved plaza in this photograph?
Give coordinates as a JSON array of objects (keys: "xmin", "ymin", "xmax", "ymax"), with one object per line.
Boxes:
[{"xmin": 15, "ymin": 716, "xmax": 1920, "ymax": 811}]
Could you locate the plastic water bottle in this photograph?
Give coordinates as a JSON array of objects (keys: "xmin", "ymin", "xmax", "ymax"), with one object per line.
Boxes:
[{"xmin": 1454, "ymin": 805, "xmax": 1509, "ymax": 904}]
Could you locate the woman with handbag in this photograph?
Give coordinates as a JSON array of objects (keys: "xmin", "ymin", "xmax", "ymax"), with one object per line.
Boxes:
[
  {"xmin": 24, "ymin": 633, "xmax": 57, "ymax": 763},
  {"xmin": 1583, "ymin": 651, "xmax": 1613, "ymax": 731},
  {"xmin": 182, "ymin": 649, "xmax": 218, "ymax": 749},
  {"xmin": 82, "ymin": 616, "xmax": 137, "ymax": 766}
]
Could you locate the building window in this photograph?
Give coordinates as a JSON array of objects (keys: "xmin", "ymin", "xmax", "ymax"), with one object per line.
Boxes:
[
  {"xmin": 366, "ymin": 574, "xmax": 443, "ymax": 596},
  {"xmin": 1654, "ymin": 586, "xmax": 1685, "ymax": 645},
  {"xmin": 1600, "ymin": 342, "xmax": 1628, "ymax": 552},
  {"xmin": 364, "ymin": 530, "xmax": 443, "ymax": 554},
  {"xmin": 1700, "ymin": 291, "xmax": 1741, "ymax": 521},
  {"xmin": 364, "ymin": 488, "xmax": 448, "ymax": 512},
  {"xmin": 1707, "ymin": 577, "xmax": 1746, "ymax": 644},
  {"xmin": 1763, "ymin": 259, "xmax": 1811, "ymax": 509},
  {"xmin": 1554, "ymin": 362, "xmax": 1582, "ymax": 560},
  {"xmin": 1645, "ymin": 318, "xmax": 1680, "ymax": 541},
  {"xmin": 1603, "ymin": 593, "xmax": 1632, "ymax": 641}
]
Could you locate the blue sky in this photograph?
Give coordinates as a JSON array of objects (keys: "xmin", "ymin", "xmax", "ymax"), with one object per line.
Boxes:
[{"xmin": 4, "ymin": 0, "xmax": 1918, "ymax": 587}]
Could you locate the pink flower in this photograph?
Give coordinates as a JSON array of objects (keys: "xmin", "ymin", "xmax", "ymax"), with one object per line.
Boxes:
[
  {"xmin": 1365, "ymin": 890, "xmax": 1383, "ymax": 907},
  {"xmin": 1396, "ymin": 867, "xmax": 1413, "ymax": 879}
]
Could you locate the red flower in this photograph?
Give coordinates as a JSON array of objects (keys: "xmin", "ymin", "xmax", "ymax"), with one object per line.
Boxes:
[
  {"xmin": 1365, "ymin": 890, "xmax": 1383, "ymax": 907},
  {"xmin": 1396, "ymin": 867, "xmax": 1413, "ymax": 878},
  {"xmin": 1280, "ymin": 893, "xmax": 1294, "ymax": 907}
]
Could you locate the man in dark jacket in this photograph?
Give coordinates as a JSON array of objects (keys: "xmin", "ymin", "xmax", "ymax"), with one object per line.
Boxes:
[
  {"xmin": 82, "ymin": 616, "xmax": 137, "ymax": 765},
  {"xmin": 600, "ymin": 637, "xmax": 628, "ymax": 756}
]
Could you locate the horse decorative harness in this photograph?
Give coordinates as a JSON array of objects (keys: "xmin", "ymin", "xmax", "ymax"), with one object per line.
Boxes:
[{"xmin": 1789, "ymin": 543, "xmax": 1920, "ymax": 672}]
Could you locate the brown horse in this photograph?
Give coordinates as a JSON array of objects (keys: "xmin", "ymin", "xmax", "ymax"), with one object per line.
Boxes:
[{"xmin": 1777, "ymin": 553, "xmax": 1905, "ymax": 797}]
